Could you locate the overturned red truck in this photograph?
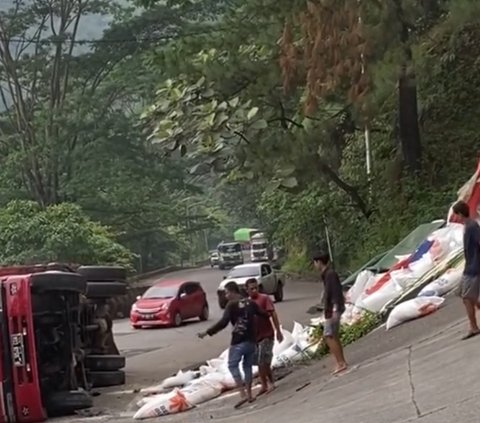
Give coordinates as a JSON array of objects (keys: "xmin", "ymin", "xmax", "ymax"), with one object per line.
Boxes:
[{"xmin": 0, "ymin": 264, "xmax": 127, "ymax": 422}]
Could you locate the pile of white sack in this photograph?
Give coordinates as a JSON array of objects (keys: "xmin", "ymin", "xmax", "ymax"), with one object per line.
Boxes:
[
  {"xmin": 133, "ymin": 322, "xmax": 321, "ymax": 420},
  {"xmin": 319, "ymin": 222, "xmax": 465, "ymax": 332}
]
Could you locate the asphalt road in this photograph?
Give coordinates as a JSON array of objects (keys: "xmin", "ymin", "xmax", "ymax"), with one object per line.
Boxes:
[{"xmin": 112, "ymin": 265, "xmax": 321, "ymax": 389}]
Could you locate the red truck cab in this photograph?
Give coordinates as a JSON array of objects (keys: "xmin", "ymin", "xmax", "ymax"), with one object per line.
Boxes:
[
  {"xmin": 0, "ymin": 267, "xmax": 53, "ymax": 423},
  {"xmin": 0, "ymin": 265, "xmax": 91, "ymax": 423}
]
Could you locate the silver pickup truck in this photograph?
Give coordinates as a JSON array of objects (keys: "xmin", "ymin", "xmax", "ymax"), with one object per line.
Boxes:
[{"xmin": 216, "ymin": 262, "xmax": 285, "ymax": 309}]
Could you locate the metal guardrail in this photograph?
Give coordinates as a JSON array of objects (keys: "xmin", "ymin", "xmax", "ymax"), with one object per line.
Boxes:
[{"xmin": 129, "ymin": 259, "xmax": 210, "ymax": 286}]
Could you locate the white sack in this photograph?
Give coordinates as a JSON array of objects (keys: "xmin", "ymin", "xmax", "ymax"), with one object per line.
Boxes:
[
  {"xmin": 357, "ymin": 279, "xmax": 401, "ymax": 313},
  {"xmin": 133, "ymin": 389, "xmax": 193, "ymax": 419},
  {"xmin": 291, "ymin": 321, "xmax": 303, "ymax": 341},
  {"xmin": 196, "ymin": 372, "xmax": 225, "ymax": 387},
  {"xmin": 206, "ymin": 358, "xmax": 225, "ymax": 370},
  {"xmin": 136, "ymin": 394, "xmax": 163, "ymax": 409},
  {"xmin": 219, "ymin": 348, "xmax": 229, "ymax": 360},
  {"xmin": 418, "ymin": 267, "xmax": 463, "ymax": 297},
  {"xmin": 409, "ymin": 253, "xmax": 434, "ymax": 278},
  {"xmin": 390, "ymin": 269, "xmax": 417, "ymax": 290},
  {"xmin": 219, "ymin": 365, "xmax": 259, "ymax": 390},
  {"xmin": 199, "ymin": 364, "xmax": 220, "ymax": 376},
  {"xmin": 273, "ymin": 328, "xmax": 294, "ymax": 356},
  {"xmin": 180, "ymin": 380, "xmax": 222, "ymax": 406},
  {"xmin": 161, "ymin": 370, "xmax": 196, "ymax": 390},
  {"xmin": 386, "ymin": 296, "xmax": 445, "ymax": 330},
  {"xmin": 275, "ymin": 344, "xmax": 304, "ymax": 367},
  {"xmin": 346, "ymin": 270, "xmax": 374, "ymax": 304}
]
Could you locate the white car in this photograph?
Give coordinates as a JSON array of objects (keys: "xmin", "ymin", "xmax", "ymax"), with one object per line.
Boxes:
[{"xmin": 217, "ymin": 263, "xmax": 285, "ymax": 309}]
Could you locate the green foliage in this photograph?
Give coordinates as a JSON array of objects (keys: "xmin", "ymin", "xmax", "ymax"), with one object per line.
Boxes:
[
  {"xmin": 0, "ymin": 201, "xmax": 134, "ymax": 267},
  {"xmin": 310, "ymin": 312, "xmax": 381, "ymax": 359}
]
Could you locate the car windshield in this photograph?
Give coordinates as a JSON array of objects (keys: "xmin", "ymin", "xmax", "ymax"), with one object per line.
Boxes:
[
  {"xmin": 252, "ymin": 243, "xmax": 267, "ymax": 250},
  {"xmin": 219, "ymin": 244, "xmax": 241, "ymax": 253},
  {"xmin": 228, "ymin": 266, "xmax": 259, "ymax": 278},
  {"xmin": 143, "ymin": 286, "xmax": 178, "ymax": 299}
]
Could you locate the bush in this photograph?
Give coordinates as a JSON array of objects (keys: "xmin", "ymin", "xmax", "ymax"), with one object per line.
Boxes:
[{"xmin": 0, "ymin": 200, "xmax": 134, "ymax": 267}]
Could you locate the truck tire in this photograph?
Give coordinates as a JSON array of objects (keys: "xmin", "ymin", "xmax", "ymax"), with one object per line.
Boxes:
[
  {"xmin": 88, "ymin": 370, "xmax": 125, "ymax": 388},
  {"xmin": 45, "ymin": 390, "xmax": 93, "ymax": 417},
  {"xmin": 86, "ymin": 281, "xmax": 127, "ymax": 298},
  {"xmin": 77, "ymin": 266, "xmax": 127, "ymax": 282},
  {"xmin": 85, "ymin": 355, "xmax": 126, "ymax": 371},
  {"xmin": 274, "ymin": 282, "xmax": 284, "ymax": 302},
  {"xmin": 31, "ymin": 272, "xmax": 87, "ymax": 294}
]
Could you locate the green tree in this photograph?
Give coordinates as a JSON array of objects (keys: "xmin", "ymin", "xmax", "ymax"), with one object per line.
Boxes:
[{"xmin": 0, "ymin": 200, "xmax": 134, "ymax": 266}]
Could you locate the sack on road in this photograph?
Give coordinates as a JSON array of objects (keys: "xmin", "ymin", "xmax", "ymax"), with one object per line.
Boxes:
[
  {"xmin": 274, "ymin": 344, "xmax": 304, "ymax": 367},
  {"xmin": 386, "ymin": 296, "xmax": 445, "ymax": 330},
  {"xmin": 133, "ymin": 389, "xmax": 193, "ymax": 419},
  {"xmin": 161, "ymin": 370, "xmax": 196, "ymax": 389},
  {"xmin": 418, "ymin": 267, "xmax": 463, "ymax": 297},
  {"xmin": 273, "ymin": 327, "xmax": 294, "ymax": 356},
  {"xmin": 180, "ymin": 380, "xmax": 222, "ymax": 405}
]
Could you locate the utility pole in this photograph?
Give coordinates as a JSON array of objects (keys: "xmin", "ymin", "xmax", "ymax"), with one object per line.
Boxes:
[{"xmin": 358, "ymin": 0, "xmax": 372, "ymax": 178}]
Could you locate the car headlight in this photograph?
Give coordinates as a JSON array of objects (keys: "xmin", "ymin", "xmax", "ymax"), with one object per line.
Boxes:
[
  {"xmin": 160, "ymin": 303, "xmax": 168, "ymax": 310},
  {"xmin": 131, "ymin": 304, "xmax": 138, "ymax": 312}
]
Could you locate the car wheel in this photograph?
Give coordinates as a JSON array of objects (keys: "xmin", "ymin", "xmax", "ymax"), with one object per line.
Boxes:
[
  {"xmin": 88, "ymin": 370, "xmax": 126, "ymax": 388},
  {"xmin": 84, "ymin": 355, "xmax": 126, "ymax": 371},
  {"xmin": 45, "ymin": 390, "xmax": 93, "ymax": 417},
  {"xmin": 173, "ymin": 312, "xmax": 182, "ymax": 327},
  {"xmin": 200, "ymin": 304, "xmax": 209, "ymax": 321},
  {"xmin": 274, "ymin": 282, "xmax": 284, "ymax": 302},
  {"xmin": 132, "ymin": 324, "xmax": 141, "ymax": 330},
  {"xmin": 219, "ymin": 264, "xmax": 224, "ymax": 270}
]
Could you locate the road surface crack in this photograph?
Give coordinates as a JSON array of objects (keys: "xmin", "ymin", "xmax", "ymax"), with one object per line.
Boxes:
[{"xmin": 407, "ymin": 346, "xmax": 421, "ymax": 417}]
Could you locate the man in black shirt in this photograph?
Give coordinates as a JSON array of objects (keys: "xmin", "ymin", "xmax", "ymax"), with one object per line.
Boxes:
[
  {"xmin": 452, "ymin": 201, "xmax": 480, "ymax": 340},
  {"xmin": 313, "ymin": 251, "xmax": 347, "ymax": 375},
  {"xmin": 198, "ymin": 281, "xmax": 267, "ymax": 407}
]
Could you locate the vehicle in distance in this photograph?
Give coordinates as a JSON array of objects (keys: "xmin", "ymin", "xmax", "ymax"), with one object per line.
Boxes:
[
  {"xmin": 130, "ymin": 280, "xmax": 209, "ymax": 329},
  {"xmin": 250, "ymin": 232, "xmax": 272, "ymax": 262},
  {"xmin": 217, "ymin": 242, "xmax": 244, "ymax": 270},
  {"xmin": 209, "ymin": 250, "xmax": 219, "ymax": 268},
  {"xmin": 217, "ymin": 263, "xmax": 285, "ymax": 309}
]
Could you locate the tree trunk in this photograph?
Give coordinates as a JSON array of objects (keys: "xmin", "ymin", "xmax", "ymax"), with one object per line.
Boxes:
[
  {"xmin": 398, "ymin": 62, "xmax": 422, "ymax": 173},
  {"xmin": 394, "ymin": 0, "xmax": 422, "ymax": 173}
]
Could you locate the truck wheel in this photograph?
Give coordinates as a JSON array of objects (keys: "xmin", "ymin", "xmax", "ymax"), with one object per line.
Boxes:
[
  {"xmin": 86, "ymin": 281, "xmax": 127, "ymax": 298},
  {"xmin": 85, "ymin": 355, "xmax": 126, "ymax": 371},
  {"xmin": 77, "ymin": 266, "xmax": 127, "ymax": 282},
  {"xmin": 31, "ymin": 272, "xmax": 87, "ymax": 294},
  {"xmin": 274, "ymin": 282, "xmax": 284, "ymax": 302},
  {"xmin": 45, "ymin": 390, "xmax": 93, "ymax": 417},
  {"xmin": 88, "ymin": 370, "xmax": 126, "ymax": 388}
]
